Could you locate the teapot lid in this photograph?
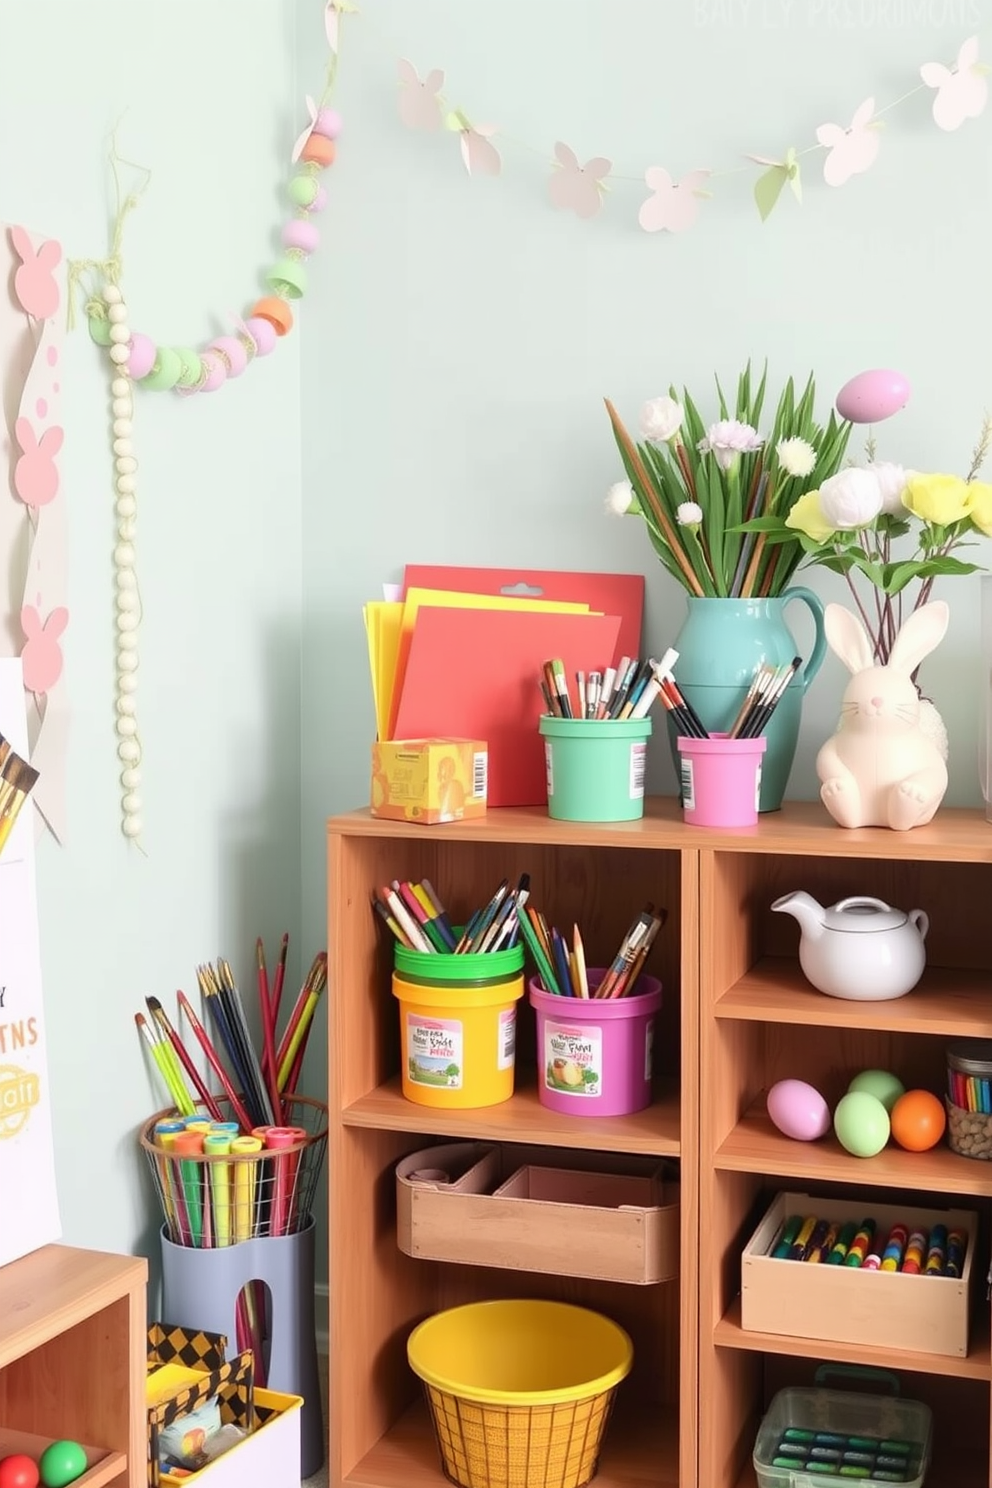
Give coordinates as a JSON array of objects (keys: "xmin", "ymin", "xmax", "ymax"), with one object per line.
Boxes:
[{"xmin": 823, "ymin": 896, "xmax": 907, "ymax": 933}]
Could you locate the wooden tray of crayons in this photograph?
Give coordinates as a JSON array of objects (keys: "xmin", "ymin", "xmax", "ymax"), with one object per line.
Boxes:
[
  {"xmin": 396, "ymin": 1140, "xmax": 679, "ymax": 1285},
  {"xmin": 742, "ymin": 1190, "xmax": 977, "ymax": 1358}
]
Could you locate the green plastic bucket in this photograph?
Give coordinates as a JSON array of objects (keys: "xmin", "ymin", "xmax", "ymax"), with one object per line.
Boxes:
[{"xmin": 539, "ymin": 716, "xmax": 652, "ymax": 823}]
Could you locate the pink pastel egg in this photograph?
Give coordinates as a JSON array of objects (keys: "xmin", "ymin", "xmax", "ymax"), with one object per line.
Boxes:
[
  {"xmin": 127, "ymin": 332, "xmax": 157, "ymax": 381},
  {"xmin": 282, "ymin": 219, "xmax": 320, "ymax": 254},
  {"xmin": 766, "ymin": 1078, "xmax": 831, "ymax": 1142},
  {"xmin": 208, "ymin": 335, "xmax": 249, "ymax": 378},
  {"xmin": 306, "ymin": 185, "xmax": 328, "ymax": 215},
  {"xmin": 199, "ymin": 352, "xmax": 227, "ymax": 392},
  {"xmin": 836, "ymin": 369, "xmax": 911, "ymax": 424},
  {"xmin": 314, "ymin": 107, "xmax": 342, "ymax": 140},
  {"xmin": 244, "ymin": 316, "xmax": 277, "ymax": 357}
]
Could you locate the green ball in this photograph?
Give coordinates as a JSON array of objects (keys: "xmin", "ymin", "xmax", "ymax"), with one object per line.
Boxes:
[
  {"xmin": 88, "ymin": 315, "xmax": 112, "ymax": 346},
  {"xmin": 848, "ymin": 1069, "xmax": 906, "ymax": 1114},
  {"xmin": 834, "ymin": 1091, "xmax": 890, "ymax": 1158},
  {"xmin": 175, "ymin": 348, "xmax": 203, "ymax": 387},
  {"xmin": 40, "ymin": 1438, "xmax": 88, "ymax": 1487},
  {"xmin": 142, "ymin": 347, "xmax": 183, "ymax": 391},
  {"xmin": 288, "ymin": 174, "xmax": 319, "ymax": 208}
]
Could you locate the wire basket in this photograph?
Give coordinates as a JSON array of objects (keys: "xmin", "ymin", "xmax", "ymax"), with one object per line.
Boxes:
[
  {"xmin": 140, "ymin": 1095, "xmax": 327, "ymax": 1247},
  {"xmin": 424, "ymin": 1386, "xmax": 619, "ymax": 1488}
]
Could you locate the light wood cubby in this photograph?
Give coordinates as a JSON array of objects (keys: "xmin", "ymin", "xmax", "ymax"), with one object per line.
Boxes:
[
  {"xmin": 0, "ymin": 1244, "xmax": 147, "ymax": 1488},
  {"xmin": 328, "ymin": 800, "xmax": 992, "ymax": 1488}
]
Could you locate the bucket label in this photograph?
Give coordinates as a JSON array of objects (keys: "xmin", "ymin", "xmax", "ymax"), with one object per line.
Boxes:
[
  {"xmin": 755, "ymin": 761, "xmax": 762, "ymax": 812},
  {"xmin": 498, "ymin": 1006, "xmax": 516, "ymax": 1071},
  {"xmin": 680, "ymin": 757, "xmax": 695, "ymax": 811},
  {"xmin": 543, "ymin": 1020, "xmax": 602, "ymax": 1098},
  {"xmin": 629, "ymin": 741, "xmax": 646, "ymax": 799},
  {"xmin": 645, "ymin": 1018, "xmax": 655, "ymax": 1082},
  {"xmin": 407, "ymin": 1015, "xmax": 463, "ymax": 1089},
  {"xmin": 544, "ymin": 740, "xmax": 554, "ymax": 798}
]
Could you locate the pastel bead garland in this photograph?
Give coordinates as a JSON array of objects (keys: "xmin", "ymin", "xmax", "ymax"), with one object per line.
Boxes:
[{"xmin": 87, "ymin": 105, "xmax": 340, "ymax": 399}]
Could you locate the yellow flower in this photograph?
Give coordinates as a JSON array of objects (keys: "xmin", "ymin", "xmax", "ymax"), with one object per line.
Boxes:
[
  {"xmin": 903, "ymin": 472, "xmax": 972, "ymax": 527},
  {"xmin": 966, "ymin": 480, "xmax": 992, "ymax": 536},
  {"xmin": 785, "ymin": 490, "xmax": 836, "ymax": 543}
]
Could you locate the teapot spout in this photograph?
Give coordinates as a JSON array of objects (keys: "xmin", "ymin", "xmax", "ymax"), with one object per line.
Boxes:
[{"xmin": 771, "ymin": 890, "xmax": 826, "ymax": 940}]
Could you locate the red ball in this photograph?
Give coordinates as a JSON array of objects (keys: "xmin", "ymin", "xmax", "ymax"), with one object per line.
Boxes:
[
  {"xmin": 891, "ymin": 1089, "xmax": 947, "ymax": 1152},
  {"xmin": 0, "ymin": 1455, "xmax": 41, "ymax": 1488}
]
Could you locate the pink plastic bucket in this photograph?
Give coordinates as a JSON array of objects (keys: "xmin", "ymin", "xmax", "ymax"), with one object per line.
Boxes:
[
  {"xmin": 528, "ymin": 972, "xmax": 662, "ymax": 1117},
  {"xmin": 677, "ymin": 733, "xmax": 767, "ymax": 828}
]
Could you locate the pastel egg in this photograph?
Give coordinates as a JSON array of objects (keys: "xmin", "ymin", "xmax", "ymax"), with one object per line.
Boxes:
[
  {"xmin": 835, "ymin": 368, "xmax": 911, "ymax": 424},
  {"xmin": 847, "ymin": 1069, "xmax": 905, "ymax": 1113},
  {"xmin": 767, "ymin": 1079, "xmax": 831, "ymax": 1141},
  {"xmin": 834, "ymin": 1090, "xmax": 890, "ymax": 1158}
]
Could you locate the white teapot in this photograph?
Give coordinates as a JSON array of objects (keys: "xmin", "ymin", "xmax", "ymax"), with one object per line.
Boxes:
[{"xmin": 771, "ymin": 891, "xmax": 929, "ymax": 1001}]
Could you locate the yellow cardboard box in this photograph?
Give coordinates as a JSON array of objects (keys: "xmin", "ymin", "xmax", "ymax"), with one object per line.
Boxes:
[{"xmin": 371, "ymin": 738, "xmax": 487, "ymax": 824}]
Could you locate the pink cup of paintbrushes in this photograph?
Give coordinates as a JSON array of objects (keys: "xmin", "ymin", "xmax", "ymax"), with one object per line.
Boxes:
[{"xmin": 257, "ymin": 1125, "xmax": 308, "ymax": 1235}]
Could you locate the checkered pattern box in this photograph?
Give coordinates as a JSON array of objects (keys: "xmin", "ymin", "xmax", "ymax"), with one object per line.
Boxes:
[{"xmin": 146, "ymin": 1324, "xmax": 254, "ymax": 1488}]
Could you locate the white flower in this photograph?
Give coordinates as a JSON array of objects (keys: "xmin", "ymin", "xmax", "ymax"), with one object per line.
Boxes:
[
  {"xmin": 676, "ymin": 501, "xmax": 704, "ymax": 526},
  {"xmin": 869, "ymin": 460, "xmax": 909, "ymax": 515},
  {"xmin": 817, "ymin": 466, "xmax": 883, "ymax": 529},
  {"xmin": 776, "ymin": 436, "xmax": 817, "ymax": 479},
  {"xmin": 639, "ymin": 395, "xmax": 683, "ymax": 443},
  {"xmin": 605, "ymin": 480, "xmax": 635, "ymax": 515},
  {"xmin": 697, "ymin": 419, "xmax": 763, "ymax": 470}
]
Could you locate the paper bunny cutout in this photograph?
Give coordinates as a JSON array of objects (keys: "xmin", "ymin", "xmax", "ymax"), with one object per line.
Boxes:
[
  {"xmin": 292, "ymin": 96, "xmax": 320, "ymax": 162},
  {"xmin": 20, "ymin": 604, "xmax": 69, "ymax": 696},
  {"xmin": 548, "ymin": 143, "xmax": 612, "ymax": 219},
  {"xmin": 13, "ymin": 418, "xmax": 64, "ymax": 509},
  {"xmin": 816, "ymin": 601, "xmax": 949, "ymax": 831},
  {"xmin": 921, "ymin": 36, "xmax": 988, "ymax": 131},
  {"xmin": 816, "ymin": 97, "xmax": 880, "ymax": 186},
  {"xmin": 9, "ymin": 226, "xmax": 62, "ymax": 320},
  {"xmin": 398, "ymin": 60, "xmax": 445, "ymax": 131},
  {"xmin": 454, "ymin": 120, "xmax": 501, "ymax": 177},
  {"xmin": 638, "ymin": 168, "xmax": 710, "ymax": 234}
]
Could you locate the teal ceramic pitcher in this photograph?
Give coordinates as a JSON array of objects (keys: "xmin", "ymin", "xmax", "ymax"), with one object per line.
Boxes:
[{"xmin": 667, "ymin": 589, "xmax": 826, "ymax": 812}]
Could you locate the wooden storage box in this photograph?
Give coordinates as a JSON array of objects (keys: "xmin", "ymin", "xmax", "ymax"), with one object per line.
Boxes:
[
  {"xmin": 396, "ymin": 1141, "xmax": 679, "ymax": 1285},
  {"xmin": 741, "ymin": 1190, "xmax": 977, "ymax": 1358}
]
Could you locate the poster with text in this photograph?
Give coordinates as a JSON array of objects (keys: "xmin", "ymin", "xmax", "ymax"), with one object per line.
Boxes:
[{"xmin": 0, "ymin": 656, "xmax": 60, "ymax": 1266}]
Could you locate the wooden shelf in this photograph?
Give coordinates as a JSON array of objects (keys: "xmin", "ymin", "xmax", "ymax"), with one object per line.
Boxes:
[
  {"xmin": 344, "ymin": 1398, "xmax": 680, "ymax": 1488},
  {"xmin": 715, "ymin": 1102, "xmax": 992, "ymax": 1196},
  {"xmin": 342, "ymin": 1075, "xmax": 681, "ymax": 1157},
  {"xmin": 716, "ymin": 958, "xmax": 992, "ymax": 1035},
  {"xmin": 0, "ymin": 1244, "xmax": 146, "ymax": 1368},
  {"xmin": 0, "ymin": 1428, "xmax": 125, "ymax": 1488},
  {"xmin": 714, "ymin": 1296, "xmax": 992, "ymax": 1381}
]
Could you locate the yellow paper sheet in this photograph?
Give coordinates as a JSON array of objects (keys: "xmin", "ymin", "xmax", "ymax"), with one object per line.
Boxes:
[{"xmin": 363, "ymin": 602, "xmax": 403, "ymax": 740}]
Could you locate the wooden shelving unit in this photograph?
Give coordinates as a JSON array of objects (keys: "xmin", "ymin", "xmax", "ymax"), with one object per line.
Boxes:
[
  {"xmin": 0, "ymin": 1244, "xmax": 147, "ymax": 1488},
  {"xmin": 328, "ymin": 801, "xmax": 992, "ymax": 1488}
]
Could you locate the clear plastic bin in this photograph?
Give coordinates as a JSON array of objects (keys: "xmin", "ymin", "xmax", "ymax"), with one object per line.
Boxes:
[{"xmin": 754, "ymin": 1366, "xmax": 931, "ymax": 1488}]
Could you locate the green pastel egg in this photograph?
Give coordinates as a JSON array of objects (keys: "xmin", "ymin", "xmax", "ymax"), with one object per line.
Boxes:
[
  {"xmin": 288, "ymin": 174, "xmax": 319, "ymax": 207},
  {"xmin": 834, "ymin": 1090, "xmax": 890, "ymax": 1158},
  {"xmin": 175, "ymin": 348, "xmax": 203, "ymax": 387},
  {"xmin": 88, "ymin": 315, "xmax": 112, "ymax": 346},
  {"xmin": 266, "ymin": 257, "xmax": 308, "ymax": 299},
  {"xmin": 141, "ymin": 348, "xmax": 183, "ymax": 391},
  {"xmin": 40, "ymin": 1438, "xmax": 88, "ymax": 1487},
  {"xmin": 848, "ymin": 1069, "xmax": 906, "ymax": 1113}
]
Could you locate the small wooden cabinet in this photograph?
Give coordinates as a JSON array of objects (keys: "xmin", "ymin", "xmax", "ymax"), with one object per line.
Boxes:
[
  {"xmin": 327, "ymin": 801, "xmax": 992, "ymax": 1488},
  {"xmin": 0, "ymin": 1244, "xmax": 148, "ymax": 1488}
]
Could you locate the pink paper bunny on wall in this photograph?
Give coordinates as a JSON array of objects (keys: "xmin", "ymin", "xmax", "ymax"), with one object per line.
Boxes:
[
  {"xmin": 13, "ymin": 418, "xmax": 63, "ymax": 510},
  {"xmin": 20, "ymin": 604, "xmax": 69, "ymax": 696},
  {"xmin": 9, "ymin": 225, "xmax": 62, "ymax": 320}
]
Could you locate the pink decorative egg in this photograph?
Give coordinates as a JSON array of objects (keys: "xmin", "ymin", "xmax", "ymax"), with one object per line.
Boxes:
[
  {"xmin": 314, "ymin": 107, "xmax": 342, "ymax": 139},
  {"xmin": 835, "ymin": 369, "xmax": 911, "ymax": 424},
  {"xmin": 127, "ymin": 332, "xmax": 157, "ymax": 381},
  {"xmin": 244, "ymin": 316, "xmax": 277, "ymax": 356},
  {"xmin": 282, "ymin": 219, "xmax": 320, "ymax": 254},
  {"xmin": 767, "ymin": 1078, "xmax": 831, "ymax": 1142},
  {"xmin": 199, "ymin": 351, "xmax": 227, "ymax": 392},
  {"xmin": 208, "ymin": 335, "xmax": 249, "ymax": 378}
]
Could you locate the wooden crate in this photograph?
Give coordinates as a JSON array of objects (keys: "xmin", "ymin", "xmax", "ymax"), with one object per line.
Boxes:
[
  {"xmin": 396, "ymin": 1140, "xmax": 679, "ymax": 1284},
  {"xmin": 741, "ymin": 1190, "xmax": 977, "ymax": 1358}
]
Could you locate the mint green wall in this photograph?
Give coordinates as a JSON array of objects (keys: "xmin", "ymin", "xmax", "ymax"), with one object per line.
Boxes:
[{"xmin": 0, "ymin": 0, "xmax": 303, "ymax": 1288}]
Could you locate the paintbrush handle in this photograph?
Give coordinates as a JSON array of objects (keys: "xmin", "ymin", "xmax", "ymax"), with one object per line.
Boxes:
[
  {"xmin": 165, "ymin": 1025, "xmax": 225, "ymax": 1121},
  {"xmin": 178, "ymin": 992, "xmax": 254, "ymax": 1131}
]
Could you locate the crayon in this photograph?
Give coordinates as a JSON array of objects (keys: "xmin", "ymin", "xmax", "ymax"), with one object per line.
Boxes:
[
  {"xmin": 880, "ymin": 1223, "xmax": 908, "ymax": 1272},
  {"xmin": 861, "ymin": 1229, "xmax": 886, "ymax": 1272},
  {"xmin": 787, "ymin": 1215, "xmax": 818, "ymax": 1261},
  {"xmin": 924, "ymin": 1224, "xmax": 947, "ymax": 1275},
  {"xmin": 826, "ymin": 1221, "xmax": 858, "ymax": 1264},
  {"xmin": 805, "ymin": 1221, "xmax": 839, "ymax": 1264},
  {"xmin": 771, "ymin": 1215, "xmax": 804, "ymax": 1259},
  {"xmin": 843, "ymin": 1219, "xmax": 875, "ymax": 1267},
  {"xmin": 901, "ymin": 1229, "xmax": 927, "ymax": 1275},
  {"xmin": 946, "ymin": 1228, "xmax": 967, "ymax": 1278}
]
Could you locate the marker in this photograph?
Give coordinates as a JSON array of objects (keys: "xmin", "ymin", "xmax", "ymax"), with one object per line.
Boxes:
[
  {"xmin": 880, "ymin": 1224, "xmax": 908, "ymax": 1272},
  {"xmin": 231, "ymin": 1134, "xmax": 263, "ymax": 1242},
  {"xmin": 787, "ymin": 1216, "xmax": 818, "ymax": 1262},
  {"xmin": 901, "ymin": 1229, "xmax": 927, "ymax": 1275},
  {"xmin": 204, "ymin": 1134, "xmax": 232, "ymax": 1247},
  {"xmin": 861, "ymin": 1229, "xmax": 886, "ymax": 1272},
  {"xmin": 586, "ymin": 671, "xmax": 602, "ymax": 719},
  {"xmin": 805, "ymin": 1221, "xmax": 839, "ymax": 1264},
  {"xmin": 924, "ymin": 1224, "xmax": 947, "ymax": 1276},
  {"xmin": 843, "ymin": 1220, "xmax": 875, "ymax": 1268},
  {"xmin": 826, "ymin": 1221, "xmax": 858, "ymax": 1265},
  {"xmin": 946, "ymin": 1228, "xmax": 967, "ymax": 1278}
]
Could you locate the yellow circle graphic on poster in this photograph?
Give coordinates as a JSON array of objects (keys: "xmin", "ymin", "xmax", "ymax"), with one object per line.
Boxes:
[{"xmin": 0, "ymin": 1064, "xmax": 41, "ymax": 1139}]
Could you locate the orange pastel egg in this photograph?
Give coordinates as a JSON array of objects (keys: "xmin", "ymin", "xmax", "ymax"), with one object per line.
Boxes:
[{"xmin": 890, "ymin": 1089, "xmax": 946, "ymax": 1152}]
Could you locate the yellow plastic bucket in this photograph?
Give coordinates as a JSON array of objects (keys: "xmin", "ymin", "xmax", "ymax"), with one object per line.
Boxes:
[
  {"xmin": 393, "ymin": 938, "xmax": 524, "ymax": 1109},
  {"xmin": 408, "ymin": 1300, "xmax": 633, "ymax": 1488}
]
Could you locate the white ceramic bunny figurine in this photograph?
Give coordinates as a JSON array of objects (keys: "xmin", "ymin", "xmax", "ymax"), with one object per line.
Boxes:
[{"xmin": 816, "ymin": 600, "xmax": 950, "ymax": 831}]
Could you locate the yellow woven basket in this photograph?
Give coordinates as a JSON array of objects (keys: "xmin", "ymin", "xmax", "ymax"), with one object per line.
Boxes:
[{"xmin": 407, "ymin": 1300, "xmax": 633, "ymax": 1488}]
